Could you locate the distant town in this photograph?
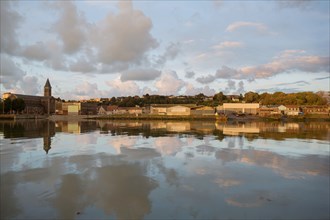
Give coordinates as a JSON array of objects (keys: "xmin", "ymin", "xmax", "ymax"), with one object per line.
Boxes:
[{"xmin": 1, "ymin": 79, "xmax": 329, "ymax": 119}]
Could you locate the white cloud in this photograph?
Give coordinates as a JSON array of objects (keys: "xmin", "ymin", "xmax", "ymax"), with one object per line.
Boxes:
[
  {"xmin": 213, "ymin": 41, "xmax": 243, "ymax": 50},
  {"xmin": 154, "ymin": 137, "xmax": 184, "ymax": 156},
  {"xmin": 94, "ymin": 1, "xmax": 158, "ymax": 66},
  {"xmin": 21, "ymin": 42, "xmax": 51, "ymax": 61},
  {"xmin": 154, "ymin": 42, "xmax": 181, "ymax": 66},
  {"xmin": 226, "ymin": 21, "xmax": 268, "ymax": 33},
  {"xmin": 196, "ymin": 74, "xmax": 216, "ymax": 84},
  {"xmin": 184, "ymin": 83, "xmax": 216, "ymax": 96},
  {"xmin": 52, "ymin": 1, "xmax": 87, "ymax": 54},
  {"xmin": 237, "ymin": 81, "xmax": 245, "ymax": 94},
  {"xmin": 185, "ymin": 71, "xmax": 196, "ymax": 78},
  {"xmin": 207, "ymin": 50, "xmax": 330, "ymax": 82},
  {"xmin": 106, "ymin": 77, "xmax": 141, "ymax": 96},
  {"xmin": 19, "ymin": 76, "xmax": 40, "ymax": 95},
  {"xmin": 120, "ymin": 68, "xmax": 161, "ymax": 81},
  {"xmin": 69, "ymin": 56, "xmax": 97, "ymax": 73},
  {"xmin": 0, "ymin": 54, "xmax": 25, "ymax": 90},
  {"xmin": 224, "ymin": 79, "xmax": 236, "ymax": 93},
  {"xmin": 154, "ymin": 71, "xmax": 185, "ymax": 95},
  {"xmin": 0, "ymin": 1, "xmax": 22, "ymax": 55}
]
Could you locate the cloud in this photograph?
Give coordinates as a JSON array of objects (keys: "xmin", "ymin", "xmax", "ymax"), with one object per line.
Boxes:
[
  {"xmin": 18, "ymin": 1, "xmax": 158, "ymax": 75},
  {"xmin": 154, "ymin": 71, "xmax": 185, "ymax": 95},
  {"xmin": 277, "ymin": 0, "xmax": 312, "ymax": 9},
  {"xmin": 185, "ymin": 71, "xmax": 196, "ymax": 78},
  {"xmin": 106, "ymin": 77, "xmax": 141, "ymax": 96},
  {"xmin": 94, "ymin": 1, "xmax": 158, "ymax": 66},
  {"xmin": 276, "ymin": 80, "xmax": 310, "ymax": 86},
  {"xmin": 74, "ymin": 81, "xmax": 101, "ymax": 99},
  {"xmin": 0, "ymin": 1, "xmax": 22, "ymax": 55},
  {"xmin": 184, "ymin": 83, "xmax": 216, "ymax": 96},
  {"xmin": 224, "ymin": 80, "xmax": 236, "ymax": 93},
  {"xmin": 19, "ymin": 76, "xmax": 40, "ymax": 95},
  {"xmin": 196, "ymin": 74, "xmax": 216, "ymax": 84},
  {"xmin": 202, "ymin": 50, "xmax": 329, "ymax": 83},
  {"xmin": 155, "ymin": 42, "xmax": 181, "ymax": 66},
  {"xmin": 213, "ymin": 41, "xmax": 243, "ymax": 50},
  {"xmin": 120, "ymin": 68, "xmax": 161, "ymax": 81},
  {"xmin": 60, "ymin": 81, "xmax": 110, "ymax": 100},
  {"xmin": 237, "ymin": 81, "xmax": 245, "ymax": 94},
  {"xmin": 0, "ymin": 54, "xmax": 25, "ymax": 90},
  {"xmin": 44, "ymin": 41, "xmax": 68, "ymax": 71},
  {"xmin": 69, "ymin": 56, "xmax": 97, "ymax": 73},
  {"xmin": 226, "ymin": 21, "xmax": 268, "ymax": 33},
  {"xmin": 52, "ymin": 1, "xmax": 87, "ymax": 54},
  {"xmin": 0, "ymin": 55, "xmax": 41, "ymax": 95},
  {"xmin": 240, "ymin": 51, "xmax": 329, "ymax": 78},
  {"xmin": 314, "ymin": 76, "xmax": 330, "ymax": 80},
  {"xmin": 21, "ymin": 42, "xmax": 51, "ymax": 61},
  {"xmin": 256, "ymin": 87, "xmax": 302, "ymax": 94},
  {"xmin": 154, "ymin": 137, "xmax": 184, "ymax": 156}
]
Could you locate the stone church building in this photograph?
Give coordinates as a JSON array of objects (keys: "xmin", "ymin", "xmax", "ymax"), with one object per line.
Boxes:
[{"xmin": 2, "ymin": 79, "xmax": 56, "ymax": 114}]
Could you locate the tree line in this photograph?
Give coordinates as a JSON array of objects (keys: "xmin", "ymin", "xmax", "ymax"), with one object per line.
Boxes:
[
  {"xmin": 98, "ymin": 91, "xmax": 327, "ymax": 107},
  {"xmin": 0, "ymin": 98, "xmax": 26, "ymax": 114}
]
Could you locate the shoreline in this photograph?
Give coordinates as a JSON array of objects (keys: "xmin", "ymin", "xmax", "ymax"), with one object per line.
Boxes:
[{"xmin": 1, "ymin": 114, "xmax": 329, "ymax": 122}]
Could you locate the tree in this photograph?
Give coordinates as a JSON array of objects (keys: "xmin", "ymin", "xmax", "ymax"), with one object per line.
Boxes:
[
  {"xmin": 11, "ymin": 98, "xmax": 26, "ymax": 114},
  {"xmin": 244, "ymin": 92, "xmax": 259, "ymax": 103},
  {"xmin": 4, "ymin": 98, "xmax": 12, "ymax": 113}
]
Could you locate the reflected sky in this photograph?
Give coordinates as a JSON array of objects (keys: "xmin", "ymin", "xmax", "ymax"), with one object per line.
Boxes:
[{"xmin": 0, "ymin": 120, "xmax": 329, "ymax": 219}]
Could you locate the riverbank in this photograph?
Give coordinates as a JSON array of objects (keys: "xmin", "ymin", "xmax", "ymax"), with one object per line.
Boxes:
[
  {"xmin": 1, "ymin": 114, "xmax": 329, "ymax": 122},
  {"xmin": 0, "ymin": 114, "xmax": 48, "ymax": 120}
]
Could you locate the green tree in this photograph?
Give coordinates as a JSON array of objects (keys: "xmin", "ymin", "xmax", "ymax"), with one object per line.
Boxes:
[
  {"xmin": 4, "ymin": 98, "xmax": 12, "ymax": 113},
  {"xmin": 244, "ymin": 92, "xmax": 259, "ymax": 103},
  {"xmin": 12, "ymin": 98, "xmax": 26, "ymax": 113}
]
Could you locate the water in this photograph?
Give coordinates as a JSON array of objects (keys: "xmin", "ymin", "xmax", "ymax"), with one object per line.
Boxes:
[{"xmin": 0, "ymin": 120, "xmax": 329, "ymax": 220}]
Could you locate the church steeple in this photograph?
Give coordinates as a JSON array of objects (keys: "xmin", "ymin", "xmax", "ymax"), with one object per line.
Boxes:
[{"xmin": 44, "ymin": 78, "xmax": 52, "ymax": 97}]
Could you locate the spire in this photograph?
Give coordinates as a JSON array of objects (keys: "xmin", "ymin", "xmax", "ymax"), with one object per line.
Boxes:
[
  {"xmin": 45, "ymin": 78, "xmax": 51, "ymax": 88},
  {"xmin": 44, "ymin": 78, "xmax": 52, "ymax": 97}
]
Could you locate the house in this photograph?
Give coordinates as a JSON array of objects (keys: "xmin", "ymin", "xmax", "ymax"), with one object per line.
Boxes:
[
  {"xmin": 80, "ymin": 102, "xmax": 98, "ymax": 115},
  {"xmin": 284, "ymin": 105, "xmax": 301, "ymax": 116},
  {"xmin": 58, "ymin": 102, "xmax": 98, "ymax": 115},
  {"xmin": 150, "ymin": 105, "xmax": 167, "ymax": 115},
  {"xmin": 61, "ymin": 102, "xmax": 80, "ymax": 115},
  {"xmin": 218, "ymin": 103, "xmax": 260, "ymax": 115},
  {"xmin": 127, "ymin": 107, "xmax": 143, "ymax": 115},
  {"xmin": 277, "ymin": 105, "xmax": 286, "ymax": 114},
  {"xmin": 258, "ymin": 106, "xmax": 281, "ymax": 117},
  {"xmin": 150, "ymin": 104, "xmax": 196, "ymax": 116},
  {"xmin": 98, "ymin": 105, "xmax": 108, "ymax": 115},
  {"xmin": 114, "ymin": 107, "xmax": 129, "ymax": 115},
  {"xmin": 191, "ymin": 106, "xmax": 215, "ymax": 116},
  {"xmin": 107, "ymin": 105, "xmax": 119, "ymax": 114},
  {"xmin": 166, "ymin": 105, "xmax": 191, "ymax": 116},
  {"xmin": 226, "ymin": 95, "xmax": 240, "ymax": 102},
  {"xmin": 302, "ymin": 106, "xmax": 329, "ymax": 115}
]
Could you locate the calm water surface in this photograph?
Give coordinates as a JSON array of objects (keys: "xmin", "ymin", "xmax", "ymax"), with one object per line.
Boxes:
[{"xmin": 1, "ymin": 120, "xmax": 329, "ymax": 219}]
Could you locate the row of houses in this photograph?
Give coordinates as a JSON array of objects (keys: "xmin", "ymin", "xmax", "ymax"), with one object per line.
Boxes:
[
  {"xmin": 97, "ymin": 104, "xmax": 215, "ymax": 116},
  {"xmin": 56, "ymin": 102, "xmax": 98, "ymax": 115},
  {"xmin": 54, "ymin": 101, "xmax": 329, "ymax": 117},
  {"xmin": 258, "ymin": 105, "xmax": 329, "ymax": 116}
]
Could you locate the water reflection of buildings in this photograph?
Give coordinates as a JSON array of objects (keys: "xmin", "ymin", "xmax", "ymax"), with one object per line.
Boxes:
[
  {"xmin": 0, "ymin": 120, "xmax": 55, "ymax": 154},
  {"xmin": 55, "ymin": 121, "xmax": 98, "ymax": 134},
  {"xmin": 220, "ymin": 123, "xmax": 260, "ymax": 136}
]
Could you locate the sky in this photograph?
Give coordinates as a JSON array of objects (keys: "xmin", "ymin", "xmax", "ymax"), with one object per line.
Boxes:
[{"xmin": 1, "ymin": 0, "xmax": 329, "ymax": 100}]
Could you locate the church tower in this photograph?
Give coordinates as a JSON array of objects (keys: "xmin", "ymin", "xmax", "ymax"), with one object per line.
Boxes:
[{"xmin": 44, "ymin": 78, "xmax": 52, "ymax": 97}]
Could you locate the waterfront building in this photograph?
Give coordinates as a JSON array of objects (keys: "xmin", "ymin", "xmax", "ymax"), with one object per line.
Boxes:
[
  {"xmin": 218, "ymin": 103, "xmax": 260, "ymax": 115},
  {"xmin": 2, "ymin": 79, "xmax": 55, "ymax": 114}
]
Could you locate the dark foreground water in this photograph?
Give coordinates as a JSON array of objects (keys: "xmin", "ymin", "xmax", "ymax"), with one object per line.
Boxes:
[{"xmin": 0, "ymin": 120, "xmax": 329, "ymax": 220}]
